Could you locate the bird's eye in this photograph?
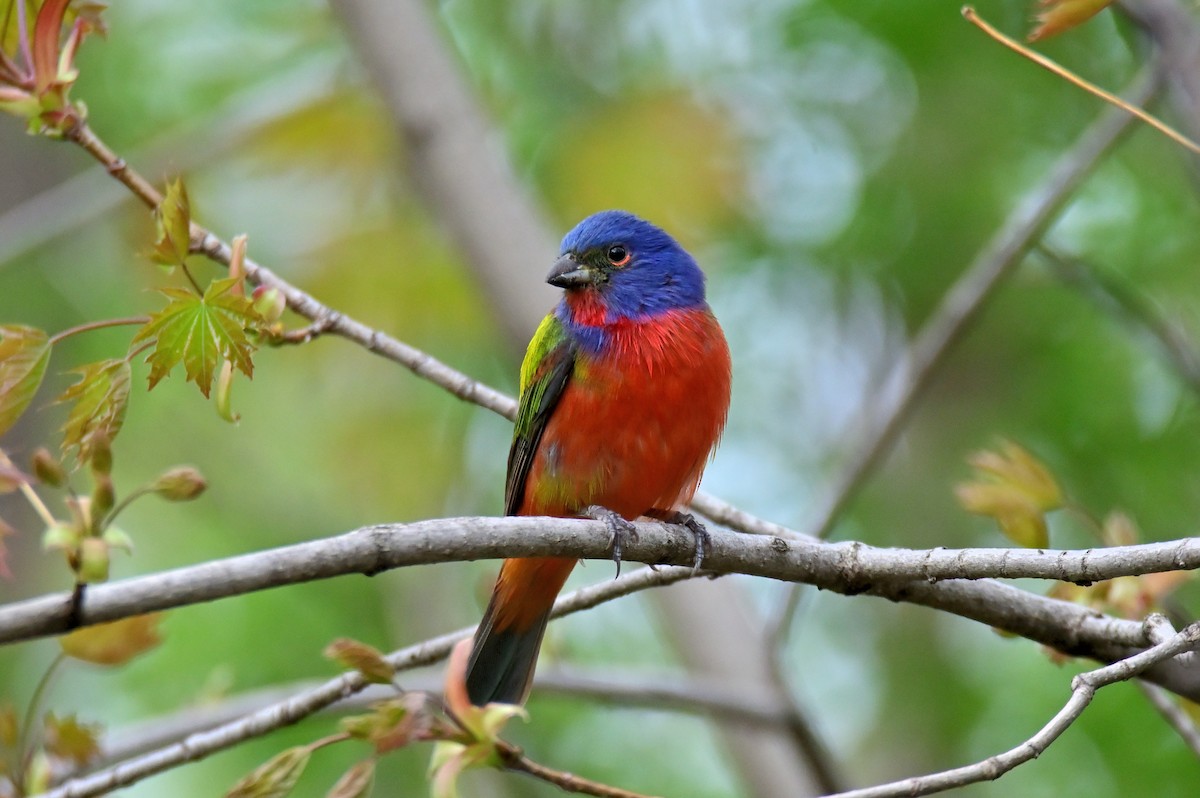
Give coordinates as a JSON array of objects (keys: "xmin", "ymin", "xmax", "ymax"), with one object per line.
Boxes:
[{"xmin": 607, "ymin": 245, "xmax": 630, "ymax": 267}]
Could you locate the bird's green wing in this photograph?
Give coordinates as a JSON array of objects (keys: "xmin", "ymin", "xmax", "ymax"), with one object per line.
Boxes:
[{"xmin": 504, "ymin": 314, "xmax": 576, "ymax": 516}]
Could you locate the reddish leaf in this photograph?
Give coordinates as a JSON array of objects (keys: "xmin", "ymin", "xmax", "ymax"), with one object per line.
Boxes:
[
  {"xmin": 324, "ymin": 638, "xmax": 394, "ymax": 685},
  {"xmin": 325, "ymin": 760, "xmax": 375, "ymax": 798},
  {"xmin": 56, "ymin": 358, "xmax": 130, "ymax": 465},
  {"xmin": 1029, "ymin": 0, "xmax": 1115, "ymax": 41},
  {"xmin": 341, "ymin": 694, "xmax": 437, "ymax": 755},
  {"xmin": 0, "ymin": 325, "xmax": 51, "ymax": 438},
  {"xmin": 226, "ymin": 746, "xmax": 310, "ymax": 798},
  {"xmin": 60, "ymin": 613, "xmax": 163, "ymax": 665},
  {"xmin": 32, "ymin": 0, "xmax": 73, "ymax": 92},
  {"xmin": 132, "ymin": 278, "xmax": 261, "ymax": 397}
]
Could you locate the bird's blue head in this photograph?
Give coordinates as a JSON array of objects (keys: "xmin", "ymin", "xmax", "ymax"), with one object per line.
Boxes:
[{"xmin": 547, "ymin": 211, "xmax": 707, "ymax": 325}]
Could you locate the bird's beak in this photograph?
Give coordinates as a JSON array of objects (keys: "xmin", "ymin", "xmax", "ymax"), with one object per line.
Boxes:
[{"xmin": 546, "ymin": 254, "xmax": 595, "ymax": 289}]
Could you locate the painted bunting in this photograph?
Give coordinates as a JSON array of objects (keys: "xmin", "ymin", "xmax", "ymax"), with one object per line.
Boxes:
[{"xmin": 464, "ymin": 210, "xmax": 732, "ymax": 706}]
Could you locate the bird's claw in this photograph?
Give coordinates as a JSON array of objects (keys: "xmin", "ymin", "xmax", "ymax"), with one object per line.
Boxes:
[
  {"xmin": 673, "ymin": 512, "xmax": 710, "ymax": 573},
  {"xmin": 585, "ymin": 505, "xmax": 638, "ymax": 578}
]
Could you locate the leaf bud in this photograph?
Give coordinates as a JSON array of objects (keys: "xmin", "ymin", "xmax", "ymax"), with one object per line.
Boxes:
[
  {"xmin": 91, "ymin": 473, "xmax": 115, "ymax": 522},
  {"xmin": 89, "ymin": 436, "xmax": 113, "ymax": 475},
  {"xmin": 251, "ymin": 286, "xmax": 286, "ymax": 323},
  {"xmin": 42, "ymin": 522, "xmax": 81, "ymax": 552},
  {"xmin": 153, "ymin": 466, "xmax": 207, "ymax": 501},
  {"xmin": 32, "ymin": 448, "xmax": 67, "ymax": 487},
  {"xmin": 77, "ymin": 537, "xmax": 110, "ymax": 584}
]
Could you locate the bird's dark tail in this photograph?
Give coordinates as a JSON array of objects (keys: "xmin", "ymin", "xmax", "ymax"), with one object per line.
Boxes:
[{"xmin": 465, "ymin": 557, "xmax": 574, "ymax": 705}]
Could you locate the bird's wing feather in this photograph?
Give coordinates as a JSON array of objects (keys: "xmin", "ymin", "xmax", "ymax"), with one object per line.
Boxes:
[{"xmin": 504, "ymin": 313, "xmax": 576, "ymax": 516}]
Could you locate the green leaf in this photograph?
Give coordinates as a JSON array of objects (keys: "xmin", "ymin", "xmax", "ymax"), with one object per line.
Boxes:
[
  {"xmin": 326, "ymin": 760, "xmax": 375, "ymax": 798},
  {"xmin": 0, "ymin": 325, "xmax": 52, "ymax": 438},
  {"xmin": 226, "ymin": 746, "xmax": 311, "ymax": 798},
  {"xmin": 150, "ymin": 178, "xmax": 192, "ymax": 267},
  {"xmin": 132, "ymin": 278, "xmax": 261, "ymax": 397},
  {"xmin": 56, "ymin": 359, "xmax": 131, "ymax": 465}
]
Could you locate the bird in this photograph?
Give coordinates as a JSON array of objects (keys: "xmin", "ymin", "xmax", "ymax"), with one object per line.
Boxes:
[{"xmin": 464, "ymin": 210, "xmax": 732, "ymax": 706}]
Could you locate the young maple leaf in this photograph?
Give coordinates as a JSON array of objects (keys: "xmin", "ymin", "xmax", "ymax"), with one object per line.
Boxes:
[
  {"xmin": 56, "ymin": 358, "xmax": 131, "ymax": 464},
  {"xmin": 327, "ymin": 760, "xmax": 375, "ymax": 798},
  {"xmin": 429, "ymin": 639, "xmax": 527, "ymax": 798},
  {"xmin": 955, "ymin": 440, "xmax": 1064, "ymax": 548},
  {"xmin": 0, "ymin": 325, "xmax": 51, "ymax": 438},
  {"xmin": 132, "ymin": 278, "xmax": 261, "ymax": 397},
  {"xmin": 149, "ymin": 179, "xmax": 192, "ymax": 268},
  {"xmin": 324, "ymin": 638, "xmax": 395, "ymax": 685},
  {"xmin": 225, "ymin": 745, "xmax": 310, "ymax": 798}
]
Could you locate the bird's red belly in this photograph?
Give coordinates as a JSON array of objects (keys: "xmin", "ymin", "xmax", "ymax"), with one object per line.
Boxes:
[{"xmin": 517, "ymin": 310, "xmax": 731, "ymax": 520}]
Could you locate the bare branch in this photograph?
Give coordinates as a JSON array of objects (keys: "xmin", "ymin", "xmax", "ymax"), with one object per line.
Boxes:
[
  {"xmin": 41, "ymin": 565, "xmax": 689, "ymax": 798},
  {"xmin": 1137, "ymin": 681, "xmax": 1200, "ymax": 759},
  {"xmin": 1040, "ymin": 244, "xmax": 1200, "ymax": 393},
  {"xmin": 5, "ymin": 516, "xmax": 1200, "ymax": 695},
  {"xmin": 82, "ymin": 668, "xmax": 791, "ymax": 777},
  {"xmin": 826, "ymin": 617, "xmax": 1200, "ymax": 798}
]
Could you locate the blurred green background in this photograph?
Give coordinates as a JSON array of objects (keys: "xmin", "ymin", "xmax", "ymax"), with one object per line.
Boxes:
[{"xmin": 2, "ymin": 0, "xmax": 1200, "ymax": 795}]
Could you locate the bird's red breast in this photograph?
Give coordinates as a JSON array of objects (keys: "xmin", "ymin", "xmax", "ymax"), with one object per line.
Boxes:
[{"xmin": 490, "ymin": 306, "xmax": 731, "ymax": 632}]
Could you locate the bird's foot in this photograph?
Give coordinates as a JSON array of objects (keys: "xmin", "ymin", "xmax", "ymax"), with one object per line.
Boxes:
[
  {"xmin": 648, "ymin": 509, "xmax": 710, "ymax": 573},
  {"xmin": 584, "ymin": 505, "xmax": 638, "ymax": 578}
]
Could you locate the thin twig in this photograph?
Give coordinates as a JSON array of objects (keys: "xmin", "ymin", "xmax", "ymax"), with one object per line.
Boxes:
[
  {"xmin": 764, "ymin": 63, "xmax": 1161, "ymax": 668},
  {"xmin": 39, "ymin": 566, "xmax": 691, "ymax": 798},
  {"xmin": 59, "ymin": 119, "xmax": 518, "ymax": 421},
  {"xmin": 825, "ymin": 619, "xmax": 1200, "ymax": 798},
  {"xmin": 59, "ymin": 669, "xmax": 792, "ymax": 782},
  {"xmin": 1137, "ymin": 680, "xmax": 1200, "ymax": 759},
  {"xmin": 496, "ymin": 742, "xmax": 660, "ymax": 798},
  {"xmin": 963, "ymin": 5, "xmax": 1200, "ymax": 154},
  {"xmin": 1039, "ymin": 244, "xmax": 1200, "ymax": 393}
]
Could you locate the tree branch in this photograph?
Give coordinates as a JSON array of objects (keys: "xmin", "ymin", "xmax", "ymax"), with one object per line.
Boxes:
[
  {"xmin": 826, "ymin": 617, "xmax": 1200, "ymax": 798},
  {"xmin": 40, "ymin": 564, "xmax": 691, "ymax": 798},
  {"xmin": 4, "ymin": 516, "xmax": 1199, "ymax": 693}
]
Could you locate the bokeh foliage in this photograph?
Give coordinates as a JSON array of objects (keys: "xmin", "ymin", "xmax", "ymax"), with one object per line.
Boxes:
[{"xmin": 1, "ymin": 0, "xmax": 1199, "ymax": 795}]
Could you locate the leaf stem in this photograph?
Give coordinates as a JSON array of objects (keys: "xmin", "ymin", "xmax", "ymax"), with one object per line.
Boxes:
[
  {"xmin": 48, "ymin": 317, "xmax": 149, "ymax": 346},
  {"xmin": 179, "ymin": 263, "xmax": 203, "ymax": 296},
  {"xmin": 304, "ymin": 732, "xmax": 350, "ymax": 753},
  {"xmin": 102, "ymin": 485, "xmax": 152, "ymax": 530},
  {"xmin": 16, "ymin": 652, "xmax": 66, "ymax": 788},
  {"xmin": 962, "ymin": 5, "xmax": 1200, "ymax": 155}
]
